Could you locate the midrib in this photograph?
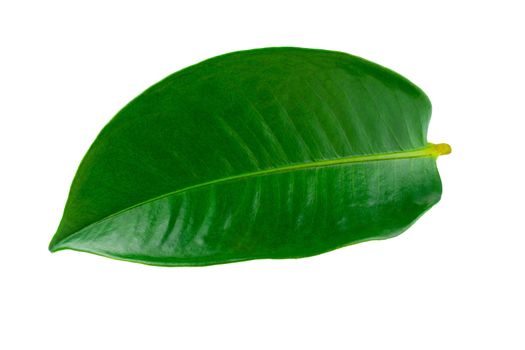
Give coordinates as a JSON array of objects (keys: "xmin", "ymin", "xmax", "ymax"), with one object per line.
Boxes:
[
  {"xmin": 51, "ymin": 143, "xmax": 450, "ymax": 249},
  {"xmin": 170, "ymin": 143, "xmax": 450, "ymax": 197}
]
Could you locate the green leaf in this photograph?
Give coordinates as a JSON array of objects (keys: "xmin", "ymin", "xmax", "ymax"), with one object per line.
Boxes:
[{"xmin": 49, "ymin": 47, "xmax": 450, "ymax": 266}]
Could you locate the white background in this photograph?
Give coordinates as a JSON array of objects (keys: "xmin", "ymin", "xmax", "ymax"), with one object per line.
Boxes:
[{"xmin": 1, "ymin": 1, "xmax": 524, "ymax": 349}]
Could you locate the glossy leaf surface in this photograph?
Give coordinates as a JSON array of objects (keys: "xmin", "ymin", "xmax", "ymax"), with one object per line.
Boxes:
[{"xmin": 49, "ymin": 47, "xmax": 450, "ymax": 266}]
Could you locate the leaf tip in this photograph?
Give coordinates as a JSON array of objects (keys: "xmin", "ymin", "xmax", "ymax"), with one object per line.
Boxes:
[
  {"xmin": 48, "ymin": 241, "xmax": 58, "ymax": 253},
  {"xmin": 48, "ymin": 235, "xmax": 63, "ymax": 253}
]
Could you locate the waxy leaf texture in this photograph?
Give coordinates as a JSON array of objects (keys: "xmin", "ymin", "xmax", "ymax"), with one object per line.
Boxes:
[{"xmin": 49, "ymin": 47, "xmax": 450, "ymax": 266}]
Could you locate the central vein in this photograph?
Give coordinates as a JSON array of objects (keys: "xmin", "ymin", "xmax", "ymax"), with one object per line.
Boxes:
[
  {"xmin": 168, "ymin": 142, "xmax": 451, "ymax": 197},
  {"xmin": 53, "ymin": 142, "xmax": 451, "ymax": 246}
]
